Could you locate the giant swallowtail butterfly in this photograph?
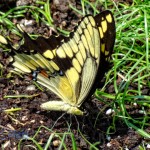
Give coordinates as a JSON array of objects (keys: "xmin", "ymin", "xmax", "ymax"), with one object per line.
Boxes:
[{"xmin": 0, "ymin": 10, "xmax": 115, "ymax": 115}]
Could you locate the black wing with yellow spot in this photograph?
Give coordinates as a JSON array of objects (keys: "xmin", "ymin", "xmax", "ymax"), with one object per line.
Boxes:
[{"xmin": 1, "ymin": 10, "xmax": 115, "ymax": 115}]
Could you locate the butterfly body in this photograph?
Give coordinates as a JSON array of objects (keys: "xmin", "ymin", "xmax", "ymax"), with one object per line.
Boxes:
[{"xmin": 1, "ymin": 10, "xmax": 115, "ymax": 115}]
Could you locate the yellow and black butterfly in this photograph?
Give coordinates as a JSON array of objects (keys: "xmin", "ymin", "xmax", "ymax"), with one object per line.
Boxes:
[{"xmin": 1, "ymin": 10, "xmax": 115, "ymax": 115}]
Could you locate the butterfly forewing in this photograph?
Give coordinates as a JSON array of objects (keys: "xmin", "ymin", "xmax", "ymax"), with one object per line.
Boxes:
[{"xmin": 52, "ymin": 14, "xmax": 101, "ymax": 106}]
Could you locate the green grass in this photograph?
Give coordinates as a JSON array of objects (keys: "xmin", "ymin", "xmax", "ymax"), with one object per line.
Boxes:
[
  {"xmin": 0, "ymin": 0, "xmax": 150, "ymax": 149},
  {"xmin": 96, "ymin": 1, "xmax": 150, "ymax": 138},
  {"xmin": 17, "ymin": 125, "xmax": 78, "ymax": 150}
]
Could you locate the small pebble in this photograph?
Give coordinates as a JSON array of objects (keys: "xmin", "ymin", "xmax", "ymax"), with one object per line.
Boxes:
[
  {"xmin": 21, "ymin": 115, "xmax": 28, "ymax": 121},
  {"xmin": 147, "ymin": 144, "xmax": 150, "ymax": 148},
  {"xmin": 26, "ymin": 85, "xmax": 36, "ymax": 91},
  {"xmin": 106, "ymin": 108, "xmax": 114, "ymax": 115},
  {"xmin": 53, "ymin": 140, "xmax": 61, "ymax": 147},
  {"xmin": 107, "ymin": 142, "xmax": 112, "ymax": 147},
  {"xmin": 24, "ymin": 19, "xmax": 34, "ymax": 26},
  {"xmin": 138, "ymin": 110, "xmax": 145, "ymax": 114}
]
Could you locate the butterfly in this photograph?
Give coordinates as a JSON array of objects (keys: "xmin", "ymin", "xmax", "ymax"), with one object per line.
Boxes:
[{"xmin": 1, "ymin": 10, "xmax": 115, "ymax": 115}]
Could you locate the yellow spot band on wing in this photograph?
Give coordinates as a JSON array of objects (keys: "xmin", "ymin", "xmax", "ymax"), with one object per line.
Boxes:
[
  {"xmin": 76, "ymin": 51, "xmax": 84, "ymax": 66},
  {"xmin": 99, "ymin": 27, "xmax": 104, "ymax": 39},
  {"xmin": 72, "ymin": 58, "xmax": 81, "ymax": 73},
  {"xmin": 101, "ymin": 20, "xmax": 107, "ymax": 33},
  {"xmin": 78, "ymin": 41, "xmax": 86, "ymax": 63},
  {"xmin": 63, "ymin": 43, "xmax": 73, "ymax": 58},
  {"xmin": 50, "ymin": 61, "xmax": 60, "ymax": 71},
  {"xmin": 88, "ymin": 16, "xmax": 95, "ymax": 26},
  {"xmin": 105, "ymin": 50, "xmax": 109, "ymax": 56},
  {"xmin": 81, "ymin": 34, "xmax": 88, "ymax": 50},
  {"xmin": 43, "ymin": 50, "xmax": 55, "ymax": 59},
  {"xmin": 101, "ymin": 44, "xmax": 105, "ymax": 54},
  {"xmin": 57, "ymin": 47, "xmax": 66, "ymax": 58},
  {"xmin": 74, "ymin": 32, "xmax": 80, "ymax": 44},
  {"xmin": 106, "ymin": 14, "xmax": 112, "ymax": 23},
  {"xmin": 69, "ymin": 39, "xmax": 78, "ymax": 53}
]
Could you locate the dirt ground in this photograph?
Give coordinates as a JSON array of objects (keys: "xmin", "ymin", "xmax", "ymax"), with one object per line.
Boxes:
[{"xmin": 0, "ymin": 0, "xmax": 149, "ymax": 149}]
